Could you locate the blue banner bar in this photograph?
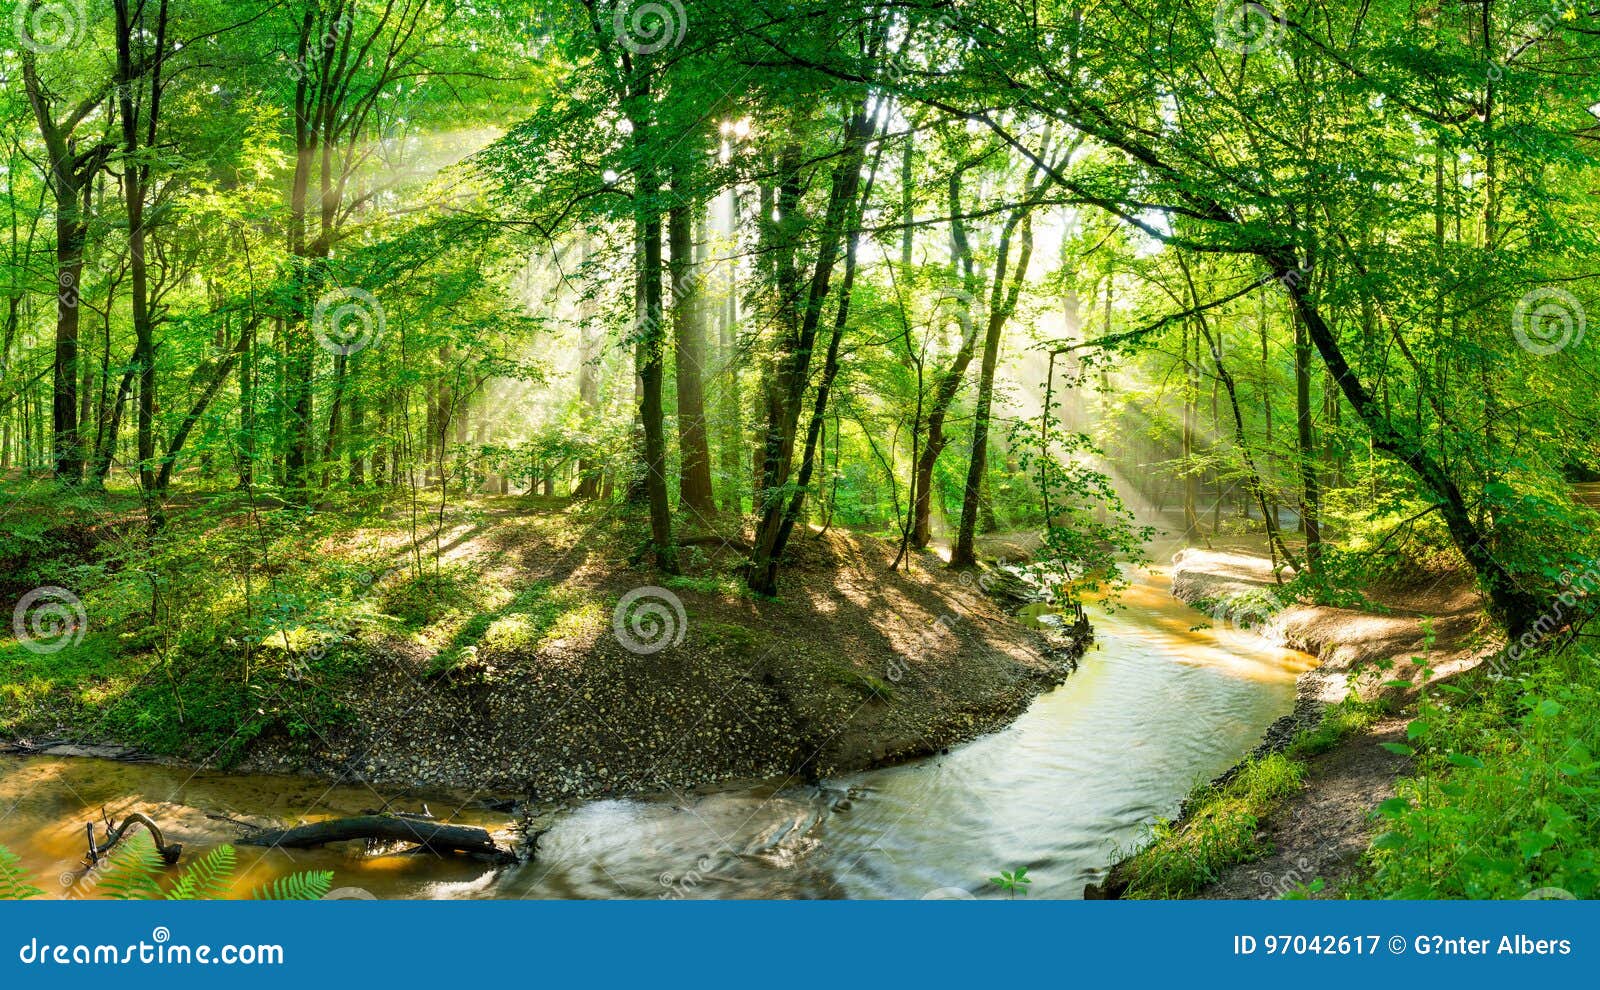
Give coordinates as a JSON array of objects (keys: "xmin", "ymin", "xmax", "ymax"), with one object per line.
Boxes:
[{"xmin": 2, "ymin": 900, "xmax": 1591, "ymax": 988}]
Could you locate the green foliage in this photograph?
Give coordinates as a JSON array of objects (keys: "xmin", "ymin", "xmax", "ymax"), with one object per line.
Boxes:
[
  {"xmin": 47, "ymin": 835, "xmax": 331, "ymax": 902},
  {"xmin": 163, "ymin": 845, "xmax": 237, "ymax": 901},
  {"xmin": 251, "ymin": 871, "xmax": 335, "ymax": 902},
  {"xmin": 1290, "ymin": 699, "xmax": 1386, "ymax": 758},
  {"xmin": 96, "ymin": 834, "xmax": 168, "ymax": 901},
  {"xmin": 1009, "ymin": 422, "xmax": 1153, "ymax": 604},
  {"xmin": 988, "ymin": 866, "xmax": 1032, "ymax": 898},
  {"xmin": 0, "ymin": 847, "xmax": 44, "ymax": 900},
  {"xmin": 1357, "ymin": 648, "xmax": 1600, "ymax": 899}
]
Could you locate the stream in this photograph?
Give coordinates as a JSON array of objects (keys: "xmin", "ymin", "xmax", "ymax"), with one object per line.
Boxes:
[{"xmin": 0, "ymin": 556, "xmax": 1313, "ymax": 899}]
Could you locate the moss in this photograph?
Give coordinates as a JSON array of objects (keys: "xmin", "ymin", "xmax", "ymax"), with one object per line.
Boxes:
[
  {"xmin": 818, "ymin": 659, "xmax": 896, "ymax": 702},
  {"xmin": 697, "ymin": 620, "xmax": 766, "ymax": 653}
]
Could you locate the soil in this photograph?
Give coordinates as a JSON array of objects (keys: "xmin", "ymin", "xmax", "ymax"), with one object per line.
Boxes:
[{"xmin": 223, "ymin": 503, "xmax": 1084, "ymax": 802}]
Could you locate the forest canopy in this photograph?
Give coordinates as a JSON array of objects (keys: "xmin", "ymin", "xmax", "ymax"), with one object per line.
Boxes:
[{"xmin": 1, "ymin": 0, "xmax": 1597, "ymax": 631}]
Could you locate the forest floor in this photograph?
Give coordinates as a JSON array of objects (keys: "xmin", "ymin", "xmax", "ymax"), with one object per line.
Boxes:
[
  {"xmin": 1107, "ymin": 538, "xmax": 1496, "ymax": 899},
  {"xmin": 0, "ymin": 489, "xmax": 1081, "ymax": 803}
]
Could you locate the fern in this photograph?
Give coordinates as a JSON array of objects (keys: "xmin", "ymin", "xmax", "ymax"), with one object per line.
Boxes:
[
  {"xmin": 0, "ymin": 846, "xmax": 44, "ymax": 900},
  {"xmin": 96, "ymin": 833, "xmax": 166, "ymax": 900},
  {"xmin": 0, "ymin": 838, "xmax": 336, "ymax": 902},
  {"xmin": 251, "ymin": 870, "xmax": 334, "ymax": 901},
  {"xmin": 165, "ymin": 844, "xmax": 237, "ymax": 900}
]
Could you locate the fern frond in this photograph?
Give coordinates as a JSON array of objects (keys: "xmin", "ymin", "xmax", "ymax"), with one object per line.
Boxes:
[
  {"xmin": 251, "ymin": 870, "xmax": 334, "ymax": 901},
  {"xmin": 0, "ymin": 845, "xmax": 44, "ymax": 900},
  {"xmin": 165, "ymin": 844, "xmax": 236, "ymax": 900},
  {"xmin": 97, "ymin": 833, "xmax": 166, "ymax": 900}
]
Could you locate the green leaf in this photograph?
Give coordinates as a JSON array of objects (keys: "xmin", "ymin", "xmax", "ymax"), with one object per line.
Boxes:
[
  {"xmin": 1445, "ymin": 753, "xmax": 1485, "ymax": 769},
  {"xmin": 1380, "ymin": 742, "xmax": 1415, "ymax": 756},
  {"xmin": 1534, "ymin": 699, "xmax": 1564, "ymax": 719},
  {"xmin": 97, "ymin": 834, "xmax": 166, "ymax": 900},
  {"xmin": 252, "ymin": 871, "xmax": 334, "ymax": 901},
  {"xmin": 166, "ymin": 844, "xmax": 237, "ymax": 901},
  {"xmin": 1517, "ymin": 831, "xmax": 1556, "ymax": 861},
  {"xmin": 1377, "ymin": 797, "xmax": 1411, "ymax": 818},
  {"xmin": 1406, "ymin": 719, "xmax": 1430, "ymax": 741},
  {"xmin": 0, "ymin": 846, "xmax": 44, "ymax": 900}
]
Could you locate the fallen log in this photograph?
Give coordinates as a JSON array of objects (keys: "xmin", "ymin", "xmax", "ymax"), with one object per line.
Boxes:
[{"xmin": 238, "ymin": 815, "xmax": 512, "ymax": 861}]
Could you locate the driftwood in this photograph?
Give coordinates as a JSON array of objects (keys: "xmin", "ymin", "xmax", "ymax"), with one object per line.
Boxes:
[
  {"xmin": 88, "ymin": 811, "xmax": 183, "ymax": 865},
  {"xmin": 238, "ymin": 815, "xmax": 513, "ymax": 862}
]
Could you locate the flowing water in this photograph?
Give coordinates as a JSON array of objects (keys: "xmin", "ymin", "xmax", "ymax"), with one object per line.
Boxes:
[{"xmin": 0, "ymin": 557, "xmax": 1313, "ymax": 899}]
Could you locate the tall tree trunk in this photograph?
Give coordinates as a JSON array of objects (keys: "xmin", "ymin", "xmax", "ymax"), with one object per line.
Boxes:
[
  {"xmin": 630, "ymin": 61, "xmax": 676, "ymax": 571},
  {"xmin": 911, "ymin": 164, "xmax": 984, "ymax": 549},
  {"xmin": 747, "ymin": 97, "xmax": 880, "ymax": 595},
  {"xmin": 716, "ymin": 189, "xmax": 743, "ymax": 513},
  {"xmin": 238, "ymin": 311, "xmax": 256, "ymax": 487},
  {"xmin": 114, "ymin": 0, "xmax": 167, "ymax": 495},
  {"xmin": 575, "ymin": 241, "xmax": 602, "ymax": 499},
  {"xmin": 1182, "ymin": 324, "xmax": 1201, "ymax": 537},
  {"xmin": 953, "ymin": 202, "xmax": 1039, "ymax": 568},
  {"xmin": 22, "ymin": 54, "xmax": 104, "ymax": 486},
  {"xmin": 1292, "ymin": 309, "xmax": 1321, "ymax": 568},
  {"xmin": 669, "ymin": 186, "xmax": 715, "ymax": 518}
]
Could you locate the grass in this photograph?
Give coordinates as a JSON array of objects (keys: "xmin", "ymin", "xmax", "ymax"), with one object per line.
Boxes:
[
  {"xmin": 1118, "ymin": 753, "xmax": 1306, "ymax": 898},
  {"xmin": 1116, "ymin": 697, "xmax": 1382, "ymax": 898}
]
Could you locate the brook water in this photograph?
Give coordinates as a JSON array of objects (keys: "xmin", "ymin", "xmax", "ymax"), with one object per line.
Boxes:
[{"xmin": 0, "ymin": 558, "xmax": 1312, "ymax": 899}]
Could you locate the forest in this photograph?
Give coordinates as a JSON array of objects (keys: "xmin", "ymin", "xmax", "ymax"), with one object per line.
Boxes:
[{"xmin": 1, "ymin": 0, "xmax": 1599, "ymax": 902}]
